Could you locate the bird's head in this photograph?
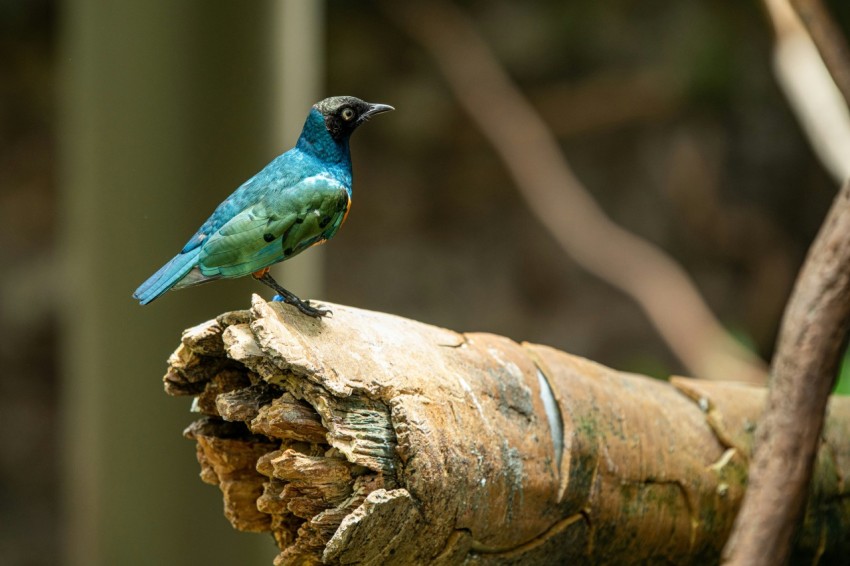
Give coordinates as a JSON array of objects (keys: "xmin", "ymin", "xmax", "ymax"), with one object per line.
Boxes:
[{"xmin": 313, "ymin": 96, "xmax": 394, "ymax": 141}]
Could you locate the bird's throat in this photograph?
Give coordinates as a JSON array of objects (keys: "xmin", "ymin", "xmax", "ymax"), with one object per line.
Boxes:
[{"xmin": 297, "ymin": 109, "xmax": 352, "ymax": 166}]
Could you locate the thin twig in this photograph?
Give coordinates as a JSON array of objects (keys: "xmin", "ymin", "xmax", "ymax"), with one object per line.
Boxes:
[
  {"xmin": 384, "ymin": 0, "xmax": 767, "ymax": 384},
  {"xmin": 790, "ymin": 0, "xmax": 850, "ymax": 110},
  {"xmin": 722, "ymin": 180, "xmax": 850, "ymax": 565}
]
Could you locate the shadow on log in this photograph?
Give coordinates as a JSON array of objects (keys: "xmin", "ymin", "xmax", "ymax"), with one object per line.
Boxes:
[{"xmin": 164, "ymin": 295, "xmax": 850, "ymax": 565}]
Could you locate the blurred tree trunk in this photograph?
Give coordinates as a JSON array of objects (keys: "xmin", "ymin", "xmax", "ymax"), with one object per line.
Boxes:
[
  {"xmin": 61, "ymin": 1, "xmax": 322, "ymax": 564},
  {"xmin": 165, "ymin": 297, "xmax": 850, "ymax": 565},
  {"xmin": 270, "ymin": 0, "xmax": 325, "ymax": 298}
]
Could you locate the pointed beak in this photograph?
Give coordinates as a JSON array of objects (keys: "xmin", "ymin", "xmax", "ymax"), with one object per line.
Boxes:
[{"xmin": 359, "ymin": 102, "xmax": 394, "ymax": 123}]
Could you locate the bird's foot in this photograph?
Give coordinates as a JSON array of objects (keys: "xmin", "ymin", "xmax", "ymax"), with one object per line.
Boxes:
[
  {"xmin": 272, "ymin": 294, "xmax": 331, "ymax": 318},
  {"xmin": 294, "ymin": 299, "xmax": 332, "ymax": 318},
  {"xmin": 256, "ymin": 272, "xmax": 330, "ymax": 318}
]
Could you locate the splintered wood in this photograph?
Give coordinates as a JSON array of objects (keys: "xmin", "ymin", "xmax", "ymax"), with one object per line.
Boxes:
[{"xmin": 165, "ymin": 296, "xmax": 850, "ymax": 565}]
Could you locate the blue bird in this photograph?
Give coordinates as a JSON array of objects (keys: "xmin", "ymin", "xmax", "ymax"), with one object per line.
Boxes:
[{"xmin": 133, "ymin": 96, "xmax": 393, "ymax": 317}]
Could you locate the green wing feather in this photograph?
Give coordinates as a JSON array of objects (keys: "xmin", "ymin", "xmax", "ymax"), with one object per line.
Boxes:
[{"xmin": 197, "ymin": 176, "xmax": 349, "ymax": 279}]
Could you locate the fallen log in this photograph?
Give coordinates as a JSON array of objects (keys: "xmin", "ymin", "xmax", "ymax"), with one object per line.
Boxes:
[{"xmin": 164, "ymin": 295, "xmax": 850, "ymax": 565}]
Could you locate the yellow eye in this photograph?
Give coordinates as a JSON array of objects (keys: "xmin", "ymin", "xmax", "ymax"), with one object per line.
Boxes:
[{"xmin": 341, "ymin": 107, "xmax": 355, "ymax": 121}]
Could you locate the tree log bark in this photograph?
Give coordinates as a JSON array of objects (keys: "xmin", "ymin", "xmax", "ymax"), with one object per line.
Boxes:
[{"xmin": 164, "ymin": 296, "xmax": 850, "ymax": 565}]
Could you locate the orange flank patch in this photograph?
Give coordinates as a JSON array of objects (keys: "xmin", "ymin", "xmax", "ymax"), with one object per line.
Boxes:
[
  {"xmin": 252, "ymin": 267, "xmax": 271, "ymax": 278},
  {"xmin": 341, "ymin": 198, "xmax": 352, "ymax": 226}
]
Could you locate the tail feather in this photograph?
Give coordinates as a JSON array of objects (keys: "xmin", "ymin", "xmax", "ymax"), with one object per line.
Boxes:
[{"xmin": 133, "ymin": 250, "xmax": 204, "ymax": 305}]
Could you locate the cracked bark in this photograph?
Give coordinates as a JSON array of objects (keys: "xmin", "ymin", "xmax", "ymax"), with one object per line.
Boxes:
[{"xmin": 166, "ymin": 296, "xmax": 850, "ymax": 565}]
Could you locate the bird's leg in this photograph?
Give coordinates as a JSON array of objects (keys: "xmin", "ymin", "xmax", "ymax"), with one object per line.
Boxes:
[{"xmin": 252, "ymin": 269, "xmax": 330, "ymax": 318}]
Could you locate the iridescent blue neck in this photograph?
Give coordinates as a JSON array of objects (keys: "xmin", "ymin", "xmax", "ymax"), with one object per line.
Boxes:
[{"xmin": 295, "ymin": 108, "xmax": 351, "ymax": 167}]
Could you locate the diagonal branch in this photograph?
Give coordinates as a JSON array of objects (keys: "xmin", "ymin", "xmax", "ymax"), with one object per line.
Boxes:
[
  {"xmin": 790, "ymin": 0, "xmax": 850, "ymax": 109},
  {"xmin": 722, "ymin": 180, "xmax": 850, "ymax": 565},
  {"xmin": 384, "ymin": 0, "xmax": 767, "ymax": 384},
  {"xmin": 723, "ymin": 5, "xmax": 850, "ymax": 562},
  {"xmin": 764, "ymin": 0, "xmax": 850, "ymax": 182}
]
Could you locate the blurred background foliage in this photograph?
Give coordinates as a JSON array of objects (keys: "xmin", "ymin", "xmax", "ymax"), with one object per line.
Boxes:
[{"xmin": 1, "ymin": 0, "xmax": 848, "ymax": 564}]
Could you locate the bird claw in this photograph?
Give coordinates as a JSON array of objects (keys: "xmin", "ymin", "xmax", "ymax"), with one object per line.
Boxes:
[
  {"xmin": 296, "ymin": 300, "xmax": 332, "ymax": 318},
  {"xmin": 272, "ymin": 294, "xmax": 331, "ymax": 318}
]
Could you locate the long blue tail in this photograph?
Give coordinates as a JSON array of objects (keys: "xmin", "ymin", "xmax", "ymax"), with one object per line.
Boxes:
[{"xmin": 133, "ymin": 250, "xmax": 202, "ymax": 305}]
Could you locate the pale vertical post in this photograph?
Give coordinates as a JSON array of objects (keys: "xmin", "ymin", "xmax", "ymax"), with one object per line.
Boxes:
[
  {"xmin": 269, "ymin": 0, "xmax": 326, "ymax": 298},
  {"xmin": 60, "ymin": 1, "xmax": 280, "ymax": 564}
]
